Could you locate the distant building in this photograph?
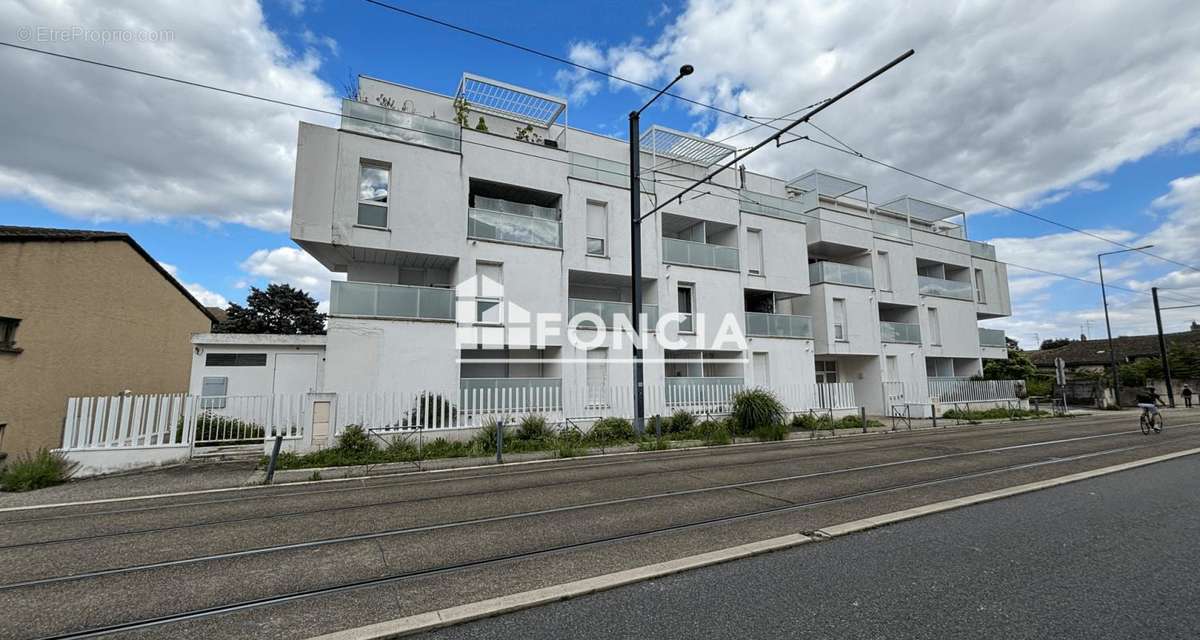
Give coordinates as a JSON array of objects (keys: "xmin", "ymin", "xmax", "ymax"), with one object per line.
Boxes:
[
  {"xmin": 0, "ymin": 226, "xmax": 215, "ymax": 455},
  {"xmin": 1029, "ymin": 326, "xmax": 1200, "ymax": 372}
]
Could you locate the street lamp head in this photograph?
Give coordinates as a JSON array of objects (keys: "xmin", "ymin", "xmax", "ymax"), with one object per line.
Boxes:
[{"xmin": 678, "ymin": 64, "xmax": 694, "ymax": 77}]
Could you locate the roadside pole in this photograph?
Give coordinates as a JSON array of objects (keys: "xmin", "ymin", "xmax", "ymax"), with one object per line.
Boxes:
[{"xmin": 1152, "ymin": 287, "xmax": 1176, "ymax": 407}]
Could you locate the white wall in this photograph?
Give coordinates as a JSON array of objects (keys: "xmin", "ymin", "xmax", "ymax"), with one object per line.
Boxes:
[
  {"xmin": 323, "ymin": 318, "xmax": 458, "ymax": 395},
  {"xmin": 188, "ymin": 335, "xmax": 327, "ymax": 398},
  {"xmin": 741, "ymin": 212, "xmax": 809, "ymax": 295},
  {"xmin": 921, "ymin": 298, "xmax": 980, "ymax": 358}
]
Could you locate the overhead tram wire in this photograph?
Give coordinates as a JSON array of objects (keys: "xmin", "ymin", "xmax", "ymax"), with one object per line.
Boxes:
[{"xmin": 0, "ymin": 40, "xmax": 1187, "ymax": 308}]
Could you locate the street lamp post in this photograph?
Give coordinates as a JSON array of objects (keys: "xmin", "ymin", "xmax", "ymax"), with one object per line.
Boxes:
[
  {"xmin": 1097, "ymin": 244, "xmax": 1153, "ymax": 407},
  {"xmin": 629, "ymin": 64, "xmax": 693, "ymax": 437}
]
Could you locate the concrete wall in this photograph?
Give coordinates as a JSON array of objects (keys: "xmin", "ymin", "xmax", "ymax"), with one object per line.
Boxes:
[
  {"xmin": 323, "ymin": 317, "xmax": 459, "ymax": 396},
  {"xmin": 0, "ymin": 239, "xmax": 212, "ymax": 455},
  {"xmin": 188, "ymin": 334, "xmax": 327, "ymax": 398}
]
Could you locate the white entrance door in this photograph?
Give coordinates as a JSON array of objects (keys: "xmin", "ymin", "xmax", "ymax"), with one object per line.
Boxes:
[
  {"xmin": 273, "ymin": 354, "xmax": 319, "ymax": 394},
  {"xmin": 752, "ymin": 352, "xmax": 770, "ymax": 388}
]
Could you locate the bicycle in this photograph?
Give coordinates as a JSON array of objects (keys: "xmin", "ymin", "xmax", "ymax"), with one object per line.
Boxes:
[{"xmin": 1139, "ymin": 405, "xmax": 1164, "ymax": 435}]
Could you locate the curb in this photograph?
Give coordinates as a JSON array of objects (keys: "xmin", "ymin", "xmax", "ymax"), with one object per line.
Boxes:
[{"xmin": 307, "ymin": 445, "xmax": 1200, "ymax": 640}]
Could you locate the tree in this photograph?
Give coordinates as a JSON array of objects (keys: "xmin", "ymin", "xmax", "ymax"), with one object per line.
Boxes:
[
  {"xmin": 215, "ymin": 284, "xmax": 326, "ymax": 335},
  {"xmin": 983, "ymin": 338, "xmax": 1037, "ymax": 381},
  {"xmin": 1040, "ymin": 337, "xmax": 1072, "ymax": 350}
]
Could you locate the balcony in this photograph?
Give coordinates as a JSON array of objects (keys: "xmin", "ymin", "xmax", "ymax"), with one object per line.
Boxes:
[
  {"xmin": 744, "ymin": 312, "xmax": 814, "ymax": 339},
  {"xmin": 809, "ymin": 261, "xmax": 873, "ymax": 288},
  {"xmin": 918, "ymin": 275, "xmax": 974, "ymax": 300},
  {"xmin": 340, "ymin": 99, "xmax": 461, "ymax": 153},
  {"xmin": 568, "ymin": 298, "xmax": 660, "ymax": 329},
  {"xmin": 468, "ymin": 196, "xmax": 561, "ymax": 249},
  {"xmin": 969, "ymin": 241, "xmax": 998, "ymax": 260},
  {"xmin": 872, "ymin": 217, "xmax": 912, "ymax": 241},
  {"xmin": 330, "ymin": 281, "xmax": 454, "ymax": 321},
  {"xmin": 979, "ymin": 327, "xmax": 1007, "ymax": 347},
  {"xmin": 460, "ymin": 377, "xmax": 562, "ymax": 409},
  {"xmin": 738, "ymin": 190, "xmax": 812, "ymax": 223},
  {"xmin": 568, "ymin": 152, "xmax": 653, "ymax": 193},
  {"xmin": 662, "ymin": 237, "xmax": 739, "ymax": 271},
  {"xmin": 880, "ymin": 321, "xmax": 922, "ymax": 344}
]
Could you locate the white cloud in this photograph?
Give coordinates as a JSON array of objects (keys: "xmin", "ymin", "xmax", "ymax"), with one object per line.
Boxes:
[
  {"xmin": 239, "ymin": 246, "xmax": 344, "ymax": 303},
  {"xmin": 567, "ymin": 0, "xmax": 1200, "ymax": 213},
  {"xmin": 158, "ymin": 262, "xmax": 227, "ymax": 307},
  {"xmin": 0, "ymin": 0, "xmax": 339, "ymax": 231}
]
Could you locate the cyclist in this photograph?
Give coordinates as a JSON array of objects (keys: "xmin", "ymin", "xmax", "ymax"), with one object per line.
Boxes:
[{"xmin": 1136, "ymin": 386, "xmax": 1164, "ymax": 431}]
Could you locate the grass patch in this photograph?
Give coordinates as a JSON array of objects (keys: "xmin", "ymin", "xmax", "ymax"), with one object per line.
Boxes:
[
  {"xmin": 1, "ymin": 449, "xmax": 77, "ymax": 492},
  {"xmin": 942, "ymin": 407, "xmax": 1049, "ymax": 421},
  {"xmin": 636, "ymin": 437, "xmax": 672, "ymax": 451},
  {"xmin": 790, "ymin": 413, "xmax": 884, "ymax": 431}
]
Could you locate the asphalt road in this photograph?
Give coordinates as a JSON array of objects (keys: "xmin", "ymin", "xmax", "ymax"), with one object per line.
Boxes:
[
  {"xmin": 1, "ymin": 410, "xmax": 1198, "ymax": 639},
  {"xmin": 425, "ymin": 453, "xmax": 1200, "ymax": 640}
]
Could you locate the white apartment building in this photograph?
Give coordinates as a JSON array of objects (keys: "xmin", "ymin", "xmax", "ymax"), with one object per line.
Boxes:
[{"xmin": 288, "ymin": 73, "xmax": 1011, "ymax": 417}]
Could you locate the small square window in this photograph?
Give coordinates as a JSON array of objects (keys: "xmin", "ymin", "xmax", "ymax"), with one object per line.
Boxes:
[{"xmin": 586, "ymin": 237, "xmax": 606, "ymax": 256}]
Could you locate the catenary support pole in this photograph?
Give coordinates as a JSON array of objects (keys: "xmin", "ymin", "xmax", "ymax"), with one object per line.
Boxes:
[{"xmin": 1152, "ymin": 287, "xmax": 1175, "ymax": 407}]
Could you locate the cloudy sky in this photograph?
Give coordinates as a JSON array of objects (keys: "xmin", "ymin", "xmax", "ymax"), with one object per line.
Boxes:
[{"xmin": 1, "ymin": 0, "xmax": 1199, "ymax": 345}]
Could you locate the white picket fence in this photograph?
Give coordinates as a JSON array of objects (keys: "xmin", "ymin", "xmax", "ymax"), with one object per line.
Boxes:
[
  {"xmin": 62, "ymin": 394, "xmax": 305, "ymax": 451},
  {"xmin": 927, "ymin": 379, "xmax": 1021, "ymax": 404}
]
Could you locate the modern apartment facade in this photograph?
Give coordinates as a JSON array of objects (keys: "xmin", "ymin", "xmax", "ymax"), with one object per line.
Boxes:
[{"xmin": 289, "ymin": 73, "xmax": 1011, "ymax": 416}]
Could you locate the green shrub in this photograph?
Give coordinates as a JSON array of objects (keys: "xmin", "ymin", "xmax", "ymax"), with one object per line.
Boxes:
[
  {"xmin": 471, "ymin": 419, "xmax": 510, "ymax": 453},
  {"xmin": 667, "ymin": 410, "xmax": 696, "ymax": 434},
  {"xmin": 691, "ymin": 419, "xmax": 733, "ymax": 446},
  {"xmin": 515, "ymin": 414, "xmax": 553, "ymax": 442},
  {"xmin": 1, "ymin": 449, "xmax": 77, "ymax": 492},
  {"xmin": 644, "ymin": 415, "xmax": 665, "ymax": 436},
  {"xmin": 942, "ymin": 407, "xmax": 1048, "ymax": 420},
  {"xmin": 336, "ymin": 425, "xmax": 378, "ymax": 456},
  {"xmin": 588, "ymin": 417, "xmax": 636, "ymax": 445},
  {"xmin": 384, "ymin": 438, "xmax": 419, "ymax": 460},
  {"xmin": 554, "ymin": 429, "xmax": 589, "ymax": 458},
  {"xmin": 637, "ymin": 437, "xmax": 672, "ymax": 451},
  {"xmin": 751, "ymin": 422, "xmax": 790, "ymax": 441},
  {"xmin": 836, "ymin": 415, "xmax": 884, "ymax": 430},
  {"xmin": 423, "ymin": 437, "xmax": 471, "ymax": 458},
  {"xmin": 730, "ymin": 389, "xmax": 786, "ymax": 435}
]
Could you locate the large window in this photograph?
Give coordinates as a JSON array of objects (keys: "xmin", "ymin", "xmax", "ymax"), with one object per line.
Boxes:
[
  {"xmin": 357, "ymin": 160, "xmax": 390, "ymax": 228},
  {"xmin": 0, "ymin": 316, "xmax": 20, "ymax": 352},
  {"xmin": 475, "ymin": 262, "xmax": 504, "ymax": 324},
  {"xmin": 928, "ymin": 307, "xmax": 942, "ymax": 345},
  {"xmin": 586, "ymin": 200, "xmax": 607, "ymax": 256},
  {"xmin": 746, "ymin": 228, "xmax": 764, "ymax": 276},
  {"xmin": 832, "ymin": 298, "xmax": 848, "ymax": 341}
]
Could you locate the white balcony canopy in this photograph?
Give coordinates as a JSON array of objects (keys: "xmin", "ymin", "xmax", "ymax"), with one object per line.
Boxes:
[
  {"xmin": 640, "ymin": 125, "xmax": 736, "ymax": 166},
  {"xmin": 456, "ymin": 73, "xmax": 567, "ymax": 128},
  {"xmin": 877, "ymin": 196, "xmax": 964, "ymax": 222},
  {"xmin": 787, "ymin": 169, "xmax": 866, "ymax": 199}
]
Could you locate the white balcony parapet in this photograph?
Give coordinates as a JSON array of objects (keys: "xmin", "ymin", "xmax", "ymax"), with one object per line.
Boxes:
[
  {"xmin": 568, "ymin": 152, "xmax": 654, "ymax": 193},
  {"xmin": 662, "ymin": 237, "xmax": 739, "ymax": 271},
  {"xmin": 918, "ymin": 275, "xmax": 974, "ymax": 300},
  {"xmin": 738, "ymin": 190, "xmax": 814, "ymax": 223},
  {"xmin": 330, "ymin": 281, "xmax": 455, "ymax": 321},
  {"xmin": 880, "ymin": 321, "xmax": 922, "ymax": 344},
  {"xmin": 568, "ymin": 298, "xmax": 659, "ymax": 329},
  {"xmin": 340, "ymin": 99, "xmax": 461, "ymax": 153},
  {"xmin": 809, "ymin": 261, "xmax": 873, "ymax": 288},
  {"xmin": 744, "ymin": 312, "xmax": 814, "ymax": 339},
  {"xmin": 978, "ymin": 327, "xmax": 1007, "ymax": 347},
  {"xmin": 872, "ymin": 217, "xmax": 912, "ymax": 241}
]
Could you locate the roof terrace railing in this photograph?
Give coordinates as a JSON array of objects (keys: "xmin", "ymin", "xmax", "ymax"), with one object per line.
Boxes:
[{"xmin": 340, "ymin": 99, "xmax": 461, "ymax": 153}]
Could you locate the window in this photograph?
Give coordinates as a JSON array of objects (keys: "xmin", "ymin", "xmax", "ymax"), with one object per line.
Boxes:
[
  {"xmin": 201, "ymin": 376, "xmax": 228, "ymax": 409},
  {"xmin": 677, "ymin": 284, "xmax": 694, "ymax": 333},
  {"xmin": 205, "ymin": 353, "xmax": 267, "ymax": 367},
  {"xmin": 815, "ymin": 360, "xmax": 838, "ymax": 384},
  {"xmin": 752, "ymin": 352, "xmax": 770, "ymax": 387},
  {"xmin": 475, "ymin": 262, "xmax": 503, "ymax": 324},
  {"xmin": 833, "ymin": 298, "xmax": 848, "ymax": 341},
  {"xmin": 586, "ymin": 201, "xmax": 607, "ymax": 256},
  {"xmin": 357, "ymin": 160, "xmax": 390, "ymax": 228},
  {"xmin": 0, "ymin": 317, "xmax": 20, "ymax": 352},
  {"xmin": 877, "ymin": 251, "xmax": 892, "ymax": 291},
  {"xmin": 975, "ymin": 268, "xmax": 986, "ymax": 303},
  {"xmin": 747, "ymin": 228, "xmax": 764, "ymax": 276},
  {"xmin": 586, "ymin": 348, "xmax": 609, "ymax": 406},
  {"xmin": 886, "ymin": 355, "xmax": 899, "ymax": 381},
  {"xmin": 928, "ymin": 307, "xmax": 942, "ymax": 345}
]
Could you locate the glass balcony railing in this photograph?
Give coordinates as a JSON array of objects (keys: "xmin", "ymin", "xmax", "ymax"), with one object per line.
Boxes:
[
  {"xmin": 979, "ymin": 327, "xmax": 1007, "ymax": 347},
  {"xmin": 809, "ymin": 261, "xmax": 873, "ymax": 288},
  {"xmin": 872, "ymin": 217, "xmax": 912, "ymax": 241},
  {"xmin": 970, "ymin": 241, "xmax": 998, "ymax": 260},
  {"xmin": 918, "ymin": 275, "xmax": 974, "ymax": 300},
  {"xmin": 468, "ymin": 207, "xmax": 562, "ymax": 249},
  {"xmin": 744, "ymin": 312, "xmax": 814, "ymax": 339},
  {"xmin": 880, "ymin": 321, "xmax": 922, "ymax": 344},
  {"xmin": 568, "ymin": 152, "xmax": 653, "ymax": 193},
  {"xmin": 340, "ymin": 99, "xmax": 461, "ymax": 153},
  {"xmin": 662, "ymin": 237, "xmax": 739, "ymax": 271},
  {"xmin": 568, "ymin": 299, "xmax": 659, "ymax": 329},
  {"xmin": 329, "ymin": 281, "xmax": 455, "ymax": 321}
]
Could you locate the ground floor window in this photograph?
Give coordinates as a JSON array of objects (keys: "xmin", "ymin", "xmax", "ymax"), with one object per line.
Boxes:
[{"xmin": 815, "ymin": 360, "xmax": 838, "ymax": 384}]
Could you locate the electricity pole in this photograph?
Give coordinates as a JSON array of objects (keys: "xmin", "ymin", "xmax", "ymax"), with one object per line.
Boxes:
[{"xmin": 1152, "ymin": 287, "xmax": 1175, "ymax": 407}]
